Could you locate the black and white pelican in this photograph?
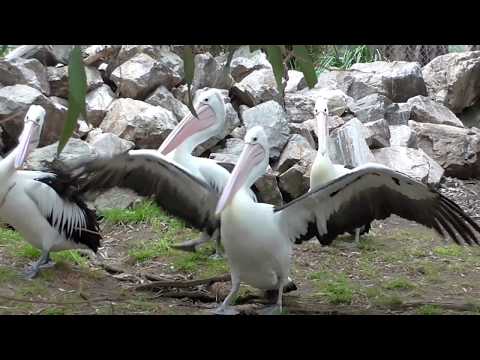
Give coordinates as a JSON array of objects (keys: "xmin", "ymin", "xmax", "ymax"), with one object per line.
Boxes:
[
  {"xmin": 310, "ymin": 98, "xmax": 369, "ymax": 244},
  {"xmin": 63, "ymin": 126, "xmax": 480, "ymax": 314},
  {"xmin": 0, "ymin": 105, "xmax": 101, "ymax": 279},
  {"xmin": 158, "ymin": 88, "xmax": 258, "ymax": 256}
]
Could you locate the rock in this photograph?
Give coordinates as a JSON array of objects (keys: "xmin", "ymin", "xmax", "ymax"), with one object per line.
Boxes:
[
  {"xmin": 83, "ymin": 45, "xmax": 121, "ymax": 66},
  {"xmin": 84, "ymin": 84, "xmax": 116, "ymax": 127},
  {"xmin": 254, "ymin": 167, "xmax": 283, "ymax": 206},
  {"xmin": 301, "ymin": 87, "xmax": 352, "ymax": 116},
  {"xmin": 148, "ymin": 47, "xmax": 184, "ymax": 88},
  {"xmin": 87, "ymin": 132, "xmax": 135, "ymax": 158},
  {"xmin": 231, "ymin": 68, "xmax": 282, "ymax": 107},
  {"xmin": 389, "ymin": 125, "xmax": 417, "ymax": 148},
  {"xmin": 285, "ymin": 93, "xmax": 315, "ymax": 123},
  {"xmin": 275, "ymin": 134, "xmax": 316, "ymax": 173},
  {"xmin": 209, "ymin": 138, "xmax": 245, "ymax": 162},
  {"xmin": 422, "ymin": 51, "xmax": 480, "ymax": 113},
  {"xmin": 278, "ymin": 158, "xmax": 312, "ymax": 200},
  {"xmin": 100, "ymin": 98, "xmax": 177, "ymax": 149},
  {"xmin": 230, "ymin": 46, "xmax": 272, "ymax": 82},
  {"xmin": 348, "ymin": 61, "xmax": 427, "ymax": 102},
  {"xmin": 92, "ymin": 188, "xmax": 143, "ymax": 211},
  {"xmin": 384, "ymin": 102, "xmax": 412, "ymax": 125},
  {"xmin": 9, "ymin": 45, "xmax": 76, "ymax": 66},
  {"xmin": 145, "ymin": 85, "xmax": 189, "ymax": 122},
  {"xmin": 409, "ymin": 120, "xmax": 480, "ymax": 179},
  {"xmin": 172, "ymin": 84, "xmax": 189, "ymax": 105},
  {"xmin": 363, "ymin": 119, "xmax": 391, "ymax": 148},
  {"xmin": 0, "ymin": 58, "xmax": 50, "ymax": 95},
  {"xmin": 242, "ymin": 100, "xmax": 290, "ymax": 159},
  {"xmin": 329, "ymin": 118, "xmax": 376, "ymax": 167},
  {"xmin": 407, "ymin": 95, "xmax": 464, "ymax": 127},
  {"xmin": 47, "ymin": 65, "xmax": 103, "ymax": 98},
  {"xmin": 192, "ymin": 53, "xmax": 233, "ymax": 91},
  {"xmin": 285, "ymin": 70, "xmax": 307, "ymax": 93},
  {"xmin": 24, "ymin": 138, "xmax": 97, "ymax": 171},
  {"xmin": 373, "ymin": 147, "xmax": 444, "ymax": 186},
  {"xmin": 0, "ymin": 85, "xmax": 69, "ymax": 146},
  {"xmin": 349, "ymin": 93, "xmax": 392, "ymax": 123},
  {"xmin": 76, "ymin": 120, "xmax": 92, "ymax": 138},
  {"xmin": 288, "ymin": 121, "xmax": 317, "ymax": 149},
  {"xmin": 110, "ymin": 53, "xmax": 162, "ymax": 99},
  {"xmin": 459, "ymin": 101, "xmax": 480, "ymax": 128}
]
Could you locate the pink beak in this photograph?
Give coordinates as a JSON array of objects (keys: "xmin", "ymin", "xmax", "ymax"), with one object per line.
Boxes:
[
  {"xmin": 215, "ymin": 143, "xmax": 265, "ymax": 216},
  {"xmin": 158, "ymin": 104, "xmax": 217, "ymax": 155},
  {"xmin": 15, "ymin": 121, "xmax": 35, "ymax": 169}
]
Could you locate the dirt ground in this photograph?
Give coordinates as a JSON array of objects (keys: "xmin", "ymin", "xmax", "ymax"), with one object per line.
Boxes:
[{"xmin": 2, "ymin": 208, "xmax": 480, "ymax": 315}]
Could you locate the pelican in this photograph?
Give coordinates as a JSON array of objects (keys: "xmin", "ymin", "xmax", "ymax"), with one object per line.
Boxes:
[
  {"xmin": 310, "ymin": 98, "xmax": 369, "ymax": 244},
  {"xmin": 158, "ymin": 88, "xmax": 258, "ymax": 257},
  {"xmin": 63, "ymin": 126, "xmax": 480, "ymax": 314},
  {"xmin": 0, "ymin": 105, "xmax": 101, "ymax": 279}
]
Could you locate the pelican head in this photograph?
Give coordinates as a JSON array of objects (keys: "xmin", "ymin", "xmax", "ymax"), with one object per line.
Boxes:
[
  {"xmin": 314, "ymin": 98, "xmax": 329, "ymax": 155},
  {"xmin": 159, "ymin": 89, "xmax": 227, "ymax": 155},
  {"xmin": 15, "ymin": 105, "xmax": 45, "ymax": 169},
  {"xmin": 215, "ymin": 126, "xmax": 269, "ymax": 216}
]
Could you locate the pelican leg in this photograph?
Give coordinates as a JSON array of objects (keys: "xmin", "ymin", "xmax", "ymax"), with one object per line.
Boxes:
[
  {"xmin": 354, "ymin": 228, "xmax": 361, "ymax": 244},
  {"xmin": 209, "ymin": 229, "xmax": 224, "ymax": 260},
  {"xmin": 25, "ymin": 250, "xmax": 54, "ymax": 279},
  {"xmin": 260, "ymin": 280, "xmax": 284, "ymax": 315},
  {"xmin": 214, "ymin": 273, "xmax": 240, "ymax": 315},
  {"xmin": 172, "ymin": 232, "xmax": 210, "ymax": 253}
]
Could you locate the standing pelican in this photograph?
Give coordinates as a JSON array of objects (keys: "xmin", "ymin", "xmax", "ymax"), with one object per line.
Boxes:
[
  {"xmin": 0, "ymin": 105, "xmax": 101, "ymax": 279},
  {"xmin": 158, "ymin": 88, "xmax": 257, "ymax": 257},
  {"xmin": 65, "ymin": 126, "xmax": 480, "ymax": 314},
  {"xmin": 310, "ymin": 98, "xmax": 369, "ymax": 244}
]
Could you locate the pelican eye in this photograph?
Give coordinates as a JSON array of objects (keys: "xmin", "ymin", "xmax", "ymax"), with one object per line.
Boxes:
[
  {"xmin": 204, "ymin": 98, "xmax": 209, "ymax": 102},
  {"xmin": 252, "ymin": 137, "xmax": 257, "ymax": 142}
]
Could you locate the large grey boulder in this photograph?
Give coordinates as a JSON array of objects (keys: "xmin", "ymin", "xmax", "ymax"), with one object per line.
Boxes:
[
  {"xmin": 47, "ymin": 65, "xmax": 103, "ymax": 98},
  {"xmin": 87, "ymin": 131, "xmax": 135, "ymax": 158},
  {"xmin": 192, "ymin": 53, "xmax": 233, "ymax": 91},
  {"xmin": 349, "ymin": 93, "xmax": 392, "ymax": 123},
  {"xmin": 84, "ymin": 84, "xmax": 116, "ymax": 127},
  {"xmin": 285, "ymin": 70, "xmax": 307, "ymax": 93},
  {"xmin": 0, "ymin": 58, "xmax": 50, "ymax": 95},
  {"xmin": 230, "ymin": 46, "xmax": 272, "ymax": 82},
  {"xmin": 384, "ymin": 102, "xmax": 412, "ymax": 126},
  {"xmin": 278, "ymin": 158, "xmax": 312, "ymax": 200},
  {"xmin": 231, "ymin": 68, "xmax": 282, "ymax": 107},
  {"xmin": 100, "ymin": 98, "xmax": 177, "ymax": 149},
  {"xmin": 275, "ymin": 134, "xmax": 316, "ymax": 173},
  {"xmin": 24, "ymin": 138, "xmax": 98, "ymax": 171},
  {"xmin": 242, "ymin": 100, "xmax": 290, "ymax": 159},
  {"xmin": 145, "ymin": 85, "xmax": 189, "ymax": 122},
  {"xmin": 373, "ymin": 147, "xmax": 444, "ymax": 186},
  {"xmin": 389, "ymin": 125, "xmax": 417, "ymax": 148},
  {"xmin": 407, "ymin": 95, "xmax": 464, "ymax": 127},
  {"xmin": 422, "ymin": 51, "xmax": 480, "ymax": 113},
  {"xmin": 285, "ymin": 93, "xmax": 315, "ymax": 123},
  {"xmin": 0, "ymin": 85, "xmax": 69, "ymax": 146},
  {"xmin": 363, "ymin": 119, "xmax": 391, "ymax": 148},
  {"xmin": 409, "ymin": 120, "xmax": 480, "ymax": 179}
]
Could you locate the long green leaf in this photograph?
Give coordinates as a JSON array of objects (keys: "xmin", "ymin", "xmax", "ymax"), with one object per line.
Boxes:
[
  {"xmin": 183, "ymin": 45, "xmax": 198, "ymax": 118},
  {"xmin": 57, "ymin": 46, "xmax": 87, "ymax": 156},
  {"xmin": 292, "ymin": 45, "xmax": 318, "ymax": 88},
  {"xmin": 265, "ymin": 45, "xmax": 285, "ymax": 93}
]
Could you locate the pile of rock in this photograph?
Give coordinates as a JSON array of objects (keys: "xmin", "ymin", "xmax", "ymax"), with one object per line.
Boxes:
[{"xmin": 2, "ymin": 45, "xmax": 480, "ymax": 209}]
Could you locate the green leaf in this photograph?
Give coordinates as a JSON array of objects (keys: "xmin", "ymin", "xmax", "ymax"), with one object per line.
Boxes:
[
  {"xmin": 57, "ymin": 46, "xmax": 87, "ymax": 156},
  {"xmin": 292, "ymin": 45, "xmax": 318, "ymax": 88},
  {"xmin": 183, "ymin": 45, "xmax": 198, "ymax": 118},
  {"xmin": 265, "ymin": 45, "xmax": 285, "ymax": 93}
]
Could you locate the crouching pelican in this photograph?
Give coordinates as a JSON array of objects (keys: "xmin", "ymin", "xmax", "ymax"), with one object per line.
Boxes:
[
  {"xmin": 61, "ymin": 126, "xmax": 480, "ymax": 314},
  {"xmin": 310, "ymin": 99, "xmax": 369, "ymax": 244},
  {"xmin": 0, "ymin": 105, "xmax": 101, "ymax": 279}
]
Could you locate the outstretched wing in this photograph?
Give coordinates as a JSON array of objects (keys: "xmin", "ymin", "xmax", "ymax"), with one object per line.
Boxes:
[{"xmin": 275, "ymin": 164, "xmax": 480, "ymax": 246}]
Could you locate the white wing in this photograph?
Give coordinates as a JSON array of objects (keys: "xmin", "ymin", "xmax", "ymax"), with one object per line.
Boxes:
[{"xmin": 275, "ymin": 163, "xmax": 480, "ymax": 246}]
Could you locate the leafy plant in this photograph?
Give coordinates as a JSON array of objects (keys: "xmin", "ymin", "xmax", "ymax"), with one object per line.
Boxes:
[
  {"xmin": 0, "ymin": 45, "xmax": 9, "ymax": 58},
  {"xmin": 314, "ymin": 45, "xmax": 383, "ymax": 74}
]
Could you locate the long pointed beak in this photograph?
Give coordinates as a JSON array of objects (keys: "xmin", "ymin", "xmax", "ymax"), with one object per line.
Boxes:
[
  {"xmin": 316, "ymin": 112, "xmax": 329, "ymax": 155},
  {"xmin": 14, "ymin": 121, "xmax": 35, "ymax": 169},
  {"xmin": 158, "ymin": 104, "xmax": 216, "ymax": 155},
  {"xmin": 215, "ymin": 143, "xmax": 265, "ymax": 216}
]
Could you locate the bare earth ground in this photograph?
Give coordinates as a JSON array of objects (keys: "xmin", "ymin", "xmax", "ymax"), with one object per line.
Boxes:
[{"xmin": 2, "ymin": 211, "xmax": 480, "ymax": 315}]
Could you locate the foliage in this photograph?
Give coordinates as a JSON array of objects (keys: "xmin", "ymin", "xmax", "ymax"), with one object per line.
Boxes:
[
  {"xmin": 313, "ymin": 45, "xmax": 383, "ymax": 74},
  {"xmin": 0, "ymin": 45, "xmax": 9, "ymax": 58}
]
